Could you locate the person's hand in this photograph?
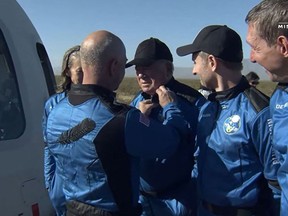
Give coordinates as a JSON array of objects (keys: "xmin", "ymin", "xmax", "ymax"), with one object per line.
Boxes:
[
  {"xmin": 156, "ymin": 85, "xmax": 177, "ymax": 107},
  {"xmin": 138, "ymin": 99, "xmax": 158, "ymax": 116}
]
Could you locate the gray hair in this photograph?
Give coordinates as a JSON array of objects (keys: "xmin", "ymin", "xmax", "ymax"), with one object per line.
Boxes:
[
  {"xmin": 157, "ymin": 59, "xmax": 174, "ymax": 75},
  {"xmin": 245, "ymin": 0, "xmax": 288, "ymax": 46}
]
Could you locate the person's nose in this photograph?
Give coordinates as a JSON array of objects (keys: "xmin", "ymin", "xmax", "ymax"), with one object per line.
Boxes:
[
  {"xmin": 250, "ymin": 50, "xmax": 256, "ymax": 63},
  {"xmin": 192, "ymin": 67, "xmax": 197, "ymax": 75}
]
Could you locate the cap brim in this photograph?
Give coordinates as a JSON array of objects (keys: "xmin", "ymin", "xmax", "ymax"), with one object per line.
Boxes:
[
  {"xmin": 125, "ymin": 58, "xmax": 155, "ymax": 68},
  {"xmin": 176, "ymin": 44, "xmax": 198, "ymax": 56}
]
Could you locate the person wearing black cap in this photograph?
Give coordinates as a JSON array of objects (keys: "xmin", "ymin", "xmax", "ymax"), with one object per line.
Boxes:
[
  {"xmin": 126, "ymin": 37, "xmax": 205, "ymax": 216},
  {"xmin": 177, "ymin": 25, "xmax": 280, "ymax": 216},
  {"xmin": 44, "ymin": 30, "xmax": 192, "ymax": 216}
]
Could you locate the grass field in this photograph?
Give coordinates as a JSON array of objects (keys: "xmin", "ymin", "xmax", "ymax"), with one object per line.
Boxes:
[{"xmin": 55, "ymin": 76, "xmax": 278, "ymax": 104}]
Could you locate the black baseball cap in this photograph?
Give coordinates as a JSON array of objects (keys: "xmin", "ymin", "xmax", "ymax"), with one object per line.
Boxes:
[
  {"xmin": 126, "ymin": 37, "xmax": 173, "ymax": 68},
  {"xmin": 176, "ymin": 25, "xmax": 243, "ymax": 63}
]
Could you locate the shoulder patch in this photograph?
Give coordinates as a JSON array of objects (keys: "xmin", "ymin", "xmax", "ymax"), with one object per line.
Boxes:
[
  {"xmin": 58, "ymin": 118, "xmax": 96, "ymax": 144},
  {"xmin": 223, "ymin": 115, "xmax": 241, "ymax": 134}
]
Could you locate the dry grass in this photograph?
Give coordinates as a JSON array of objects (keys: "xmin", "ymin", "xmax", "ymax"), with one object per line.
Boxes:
[
  {"xmin": 116, "ymin": 77, "xmax": 277, "ymax": 104},
  {"xmin": 55, "ymin": 76, "xmax": 278, "ymax": 104}
]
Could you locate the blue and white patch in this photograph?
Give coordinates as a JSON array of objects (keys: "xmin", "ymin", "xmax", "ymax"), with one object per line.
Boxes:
[{"xmin": 223, "ymin": 115, "xmax": 241, "ymax": 134}]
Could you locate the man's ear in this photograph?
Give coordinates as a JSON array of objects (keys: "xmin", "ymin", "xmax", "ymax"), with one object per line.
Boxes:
[
  {"xmin": 208, "ymin": 55, "xmax": 217, "ymax": 71},
  {"xmin": 277, "ymin": 36, "xmax": 288, "ymax": 57},
  {"xmin": 109, "ymin": 59, "xmax": 118, "ymax": 77}
]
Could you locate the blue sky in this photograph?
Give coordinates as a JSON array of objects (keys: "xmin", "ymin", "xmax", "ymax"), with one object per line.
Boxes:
[{"xmin": 16, "ymin": 0, "xmax": 261, "ymax": 70}]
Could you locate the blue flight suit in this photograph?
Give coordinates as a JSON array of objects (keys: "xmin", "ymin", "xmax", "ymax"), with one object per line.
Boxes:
[
  {"xmin": 270, "ymin": 83, "xmax": 288, "ymax": 216},
  {"xmin": 43, "ymin": 91, "xmax": 66, "ymax": 216},
  {"xmin": 44, "ymin": 84, "xmax": 190, "ymax": 215},
  {"xmin": 196, "ymin": 77, "xmax": 280, "ymax": 216},
  {"xmin": 131, "ymin": 77, "xmax": 205, "ymax": 216}
]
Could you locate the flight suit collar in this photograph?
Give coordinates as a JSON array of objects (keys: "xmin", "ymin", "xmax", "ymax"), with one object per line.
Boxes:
[{"xmin": 208, "ymin": 76, "xmax": 250, "ymax": 102}]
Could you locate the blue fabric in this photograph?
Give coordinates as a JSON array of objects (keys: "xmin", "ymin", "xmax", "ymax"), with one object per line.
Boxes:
[
  {"xmin": 139, "ymin": 194, "xmax": 193, "ymax": 216},
  {"xmin": 130, "ymin": 79, "xmax": 204, "ymax": 216},
  {"xmin": 196, "ymin": 78, "xmax": 279, "ymax": 214},
  {"xmin": 125, "ymin": 104, "xmax": 188, "ymax": 159},
  {"xmin": 43, "ymin": 92, "xmax": 66, "ymax": 216},
  {"xmin": 44, "ymin": 84, "xmax": 190, "ymax": 213},
  {"xmin": 270, "ymin": 84, "xmax": 288, "ymax": 216},
  {"xmin": 46, "ymin": 96, "xmax": 124, "ymax": 211}
]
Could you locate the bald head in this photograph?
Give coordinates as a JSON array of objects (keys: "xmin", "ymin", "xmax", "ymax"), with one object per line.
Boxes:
[{"xmin": 80, "ymin": 30, "xmax": 126, "ymax": 88}]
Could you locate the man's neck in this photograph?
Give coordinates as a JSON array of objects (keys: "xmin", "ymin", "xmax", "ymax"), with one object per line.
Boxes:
[{"xmin": 215, "ymin": 73, "xmax": 242, "ymax": 92}]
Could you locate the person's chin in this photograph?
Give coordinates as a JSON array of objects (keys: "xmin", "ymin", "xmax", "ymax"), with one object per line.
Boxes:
[
  {"xmin": 142, "ymin": 88, "xmax": 155, "ymax": 95},
  {"xmin": 141, "ymin": 85, "xmax": 151, "ymax": 91}
]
